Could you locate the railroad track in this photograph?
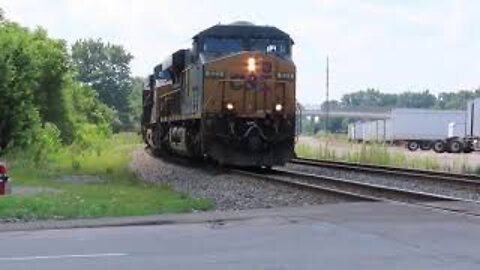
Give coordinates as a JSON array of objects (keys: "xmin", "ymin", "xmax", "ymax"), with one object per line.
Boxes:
[
  {"xmin": 233, "ymin": 167, "xmax": 480, "ymax": 217},
  {"xmin": 291, "ymin": 158, "xmax": 480, "ymax": 186},
  {"xmin": 235, "ymin": 168, "xmax": 460, "ymax": 203}
]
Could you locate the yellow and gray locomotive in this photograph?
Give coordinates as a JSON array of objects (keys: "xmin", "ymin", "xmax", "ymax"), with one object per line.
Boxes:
[{"xmin": 142, "ymin": 22, "xmax": 296, "ymax": 167}]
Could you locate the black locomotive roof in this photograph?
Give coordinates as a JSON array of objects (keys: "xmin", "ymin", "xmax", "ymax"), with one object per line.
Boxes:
[{"xmin": 193, "ymin": 22, "xmax": 294, "ymax": 44}]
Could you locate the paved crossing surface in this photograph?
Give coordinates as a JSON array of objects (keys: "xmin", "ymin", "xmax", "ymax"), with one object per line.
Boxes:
[{"xmin": 1, "ymin": 202, "xmax": 480, "ymax": 269}]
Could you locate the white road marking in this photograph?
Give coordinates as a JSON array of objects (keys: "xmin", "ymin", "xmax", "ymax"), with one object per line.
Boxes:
[{"xmin": 0, "ymin": 253, "xmax": 127, "ymax": 261}]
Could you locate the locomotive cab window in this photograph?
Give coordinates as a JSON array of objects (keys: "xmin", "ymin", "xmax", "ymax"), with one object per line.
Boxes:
[
  {"xmin": 156, "ymin": 70, "xmax": 172, "ymax": 82},
  {"xmin": 203, "ymin": 38, "xmax": 243, "ymax": 54},
  {"xmin": 155, "ymin": 70, "xmax": 173, "ymax": 87},
  {"xmin": 156, "ymin": 70, "xmax": 171, "ymax": 81},
  {"xmin": 250, "ymin": 38, "xmax": 290, "ymax": 56}
]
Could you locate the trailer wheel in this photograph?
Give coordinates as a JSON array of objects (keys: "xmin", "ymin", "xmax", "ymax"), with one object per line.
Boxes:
[
  {"xmin": 407, "ymin": 141, "xmax": 420, "ymax": 151},
  {"xmin": 448, "ymin": 140, "xmax": 463, "ymax": 154},
  {"xmin": 433, "ymin": 140, "xmax": 446, "ymax": 153},
  {"xmin": 420, "ymin": 141, "xmax": 432, "ymax": 150}
]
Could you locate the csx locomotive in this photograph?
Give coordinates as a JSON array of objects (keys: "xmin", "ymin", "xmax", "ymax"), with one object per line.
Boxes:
[{"xmin": 142, "ymin": 22, "xmax": 296, "ymax": 167}]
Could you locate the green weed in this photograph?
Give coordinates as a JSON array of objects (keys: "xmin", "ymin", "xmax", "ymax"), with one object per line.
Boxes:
[
  {"xmin": 295, "ymin": 139, "xmax": 450, "ymax": 172},
  {"xmin": 0, "ymin": 133, "xmax": 213, "ymax": 222}
]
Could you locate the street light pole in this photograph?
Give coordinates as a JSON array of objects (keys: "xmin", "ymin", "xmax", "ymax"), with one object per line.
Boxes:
[{"xmin": 325, "ymin": 56, "xmax": 330, "ymax": 133}]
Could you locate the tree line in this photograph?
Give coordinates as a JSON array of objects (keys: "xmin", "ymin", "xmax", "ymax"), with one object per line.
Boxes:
[
  {"xmin": 0, "ymin": 9, "xmax": 143, "ymax": 154},
  {"xmin": 305, "ymin": 89, "xmax": 480, "ymax": 134},
  {"xmin": 326, "ymin": 88, "xmax": 480, "ymax": 111}
]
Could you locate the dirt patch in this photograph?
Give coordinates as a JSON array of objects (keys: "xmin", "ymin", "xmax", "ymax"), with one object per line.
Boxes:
[
  {"xmin": 10, "ymin": 187, "xmax": 62, "ymax": 197},
  {"xmin": 55, "ymin": 175, "xmax": 105, "ymax": 185}
]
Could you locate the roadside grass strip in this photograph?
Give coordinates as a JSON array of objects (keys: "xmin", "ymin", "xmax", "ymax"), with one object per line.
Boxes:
[{"xmin": 0, "ymin": 133, "xmax": 213, "ymax": 222}]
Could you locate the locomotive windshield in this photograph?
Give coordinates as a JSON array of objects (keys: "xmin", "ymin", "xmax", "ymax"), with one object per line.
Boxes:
[
  {"xmin": 202, "ymin": 37, "xmax": 291, "ymax": 57},
  {"xmin": 250, "ymin": 38, "xmax": 290, "ymax": 55},
  {"xmin": 204, "ymin": 37, "xmax": 243, "ymax": 54}
]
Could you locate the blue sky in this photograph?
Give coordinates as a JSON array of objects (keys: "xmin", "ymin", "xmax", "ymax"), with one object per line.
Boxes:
[{"xmin": 1, "ymin": 0, "xmax": 479, "ymax": 103}]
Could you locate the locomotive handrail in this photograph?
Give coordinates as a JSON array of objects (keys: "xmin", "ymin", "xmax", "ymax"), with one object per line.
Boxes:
[
  {"xmin": 159, "ymin": 89, "xmax": 181, "ymax": 99},
  {"xmin": 218, "ymin": 79, "xmax": 279, "ymax": 83}
]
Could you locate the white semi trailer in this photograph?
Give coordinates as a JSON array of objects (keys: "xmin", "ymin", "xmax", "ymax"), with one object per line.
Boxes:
[
  {"xmin": 363, "ymin": 120, "xmax": 386, "ymax": 142},
  {"xmin": 353, "ymin": 121, "xmax": 365, "ymax": 142},
  {"xmin": 347, "ymin": 123, "xmax": 356, "ymax": 141},
  {"xmin": 350, "ymin": 109, "xmax": 466, "ymax": 151},
  {"xmin": 387, "ymin": 109, "xmax": 466, "ymax": 151}
]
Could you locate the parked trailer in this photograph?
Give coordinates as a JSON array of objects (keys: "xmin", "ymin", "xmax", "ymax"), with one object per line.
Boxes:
[
  {"xmin": 362, "ymin": 120, "xmax": 386, "ymax": 143},
  {"xmin": 363, "ymin": 121, "xmax": 377, "ymax": 142},
  {"xmin": 356, "ymin": 109, "xmax": 465, "ymax": 150},
  {"xmin": 353, "ymin": 121, "xmax": 365, "ymax": 142},
  {"xmin": 376, "ymin": 120, "xmax": 386, "ymax": 142},
  {"xmin": 347, "ymin": 123, "xmax": 355, "ymax": 141},
  {"xmin": 387, "ymin": 108, "xmax": 466, "ymax": 151},
  {"xmin": 436, "ymin": 99, "xmax": 480, "ymax": 154}
]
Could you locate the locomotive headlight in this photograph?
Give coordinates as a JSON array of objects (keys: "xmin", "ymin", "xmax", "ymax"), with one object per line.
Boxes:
[
  {"xmin": 226, "ymin": 102, "xmax": 234, "ymax": 110},
  {"xmin": 247, "ymin": 57, "xmax": 256, "ymax": 72},
  {"xmin": 275, "ymin": 104, "xmax": 283, "ymax": 112}
]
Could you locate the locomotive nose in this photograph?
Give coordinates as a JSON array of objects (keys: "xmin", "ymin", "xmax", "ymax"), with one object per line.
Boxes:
[
  {"xmin": 247, "ymin": 134, "xmax": 263, "ymax": 152},
  {"xmin": 243, "ymin": 122, "xmax": 267, "ymax": 152}
]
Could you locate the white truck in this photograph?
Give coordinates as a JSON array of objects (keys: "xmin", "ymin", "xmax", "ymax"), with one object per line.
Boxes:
[{"xmin": 435, "ymin": 99, "xmax": 480, "ymax": 153}]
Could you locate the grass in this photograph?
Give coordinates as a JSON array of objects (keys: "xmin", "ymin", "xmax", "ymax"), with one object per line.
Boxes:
[
  {"xmin": 294, "ymin": 137, "xmax": 476, "ymax": 173},
  {"xmin": 0, "ymin": 133, "xmax": 213, "ymax": 222}
]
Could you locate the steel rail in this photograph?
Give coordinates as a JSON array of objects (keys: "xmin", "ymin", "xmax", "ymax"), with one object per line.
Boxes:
[
  {"xmin": 233, "ymin": 168, "xmax": 460, "ymax": 203},
  {"xmin": 232, "ymin": 169, "xmax": 380, "ymax": 202},
  {"xmin": 291, "ymin": 158, "xmax": 480, "ymax": 185},
  {"xmin": 233, "ymin": 167, "xmax": 480, "ymax": 218}
]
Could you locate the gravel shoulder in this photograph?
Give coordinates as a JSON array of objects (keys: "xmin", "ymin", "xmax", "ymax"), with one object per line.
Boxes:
[{"xmin": 130, "ymin": 149, "xmax": 351, "ymax": 211}]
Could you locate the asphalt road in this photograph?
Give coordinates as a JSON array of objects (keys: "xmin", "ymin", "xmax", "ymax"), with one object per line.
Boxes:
[{"xmin": 1, "ymin": 202, "xmax": 480, "ymax": 269}]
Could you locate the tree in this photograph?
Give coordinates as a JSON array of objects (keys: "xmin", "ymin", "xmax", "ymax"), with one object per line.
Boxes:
[
  {"xmin": 71, "ymin": 39, "xmax": 133, "ymax": 129},
  {"xmin": 62, "ymin": 74, "xmax": 116, "ymax": 139},
  {"xmin": 320, "ymin": 100, "xmax": 340, "ymax": 111},
  {"xmin": 0, "ymin": 22, "xmax": 116, "ymax": 150},
  {"xmin": 28, "ymin": 28, "xmax": 73, "ymax": 141},
  {"xmin": 396, "ymin": 90, "xmax": 436, "ymax": 108},
  {"xmin": 0, "ymin": 22, "xmax": 60, "ymax": 148},
  {"xmin": 436, "ymin": 90, "xmax": 480, "ymax": 110},
  {"xmin": 340, "ymin": 89, "xmax": 440, "ymax": 109},
  {"xmin": 128, "ymin": 77, "xmax": 145, "ymax": 130},
  {"xmin": 341, "ymin": 89, "xmax": 397, "ymax": 108}
]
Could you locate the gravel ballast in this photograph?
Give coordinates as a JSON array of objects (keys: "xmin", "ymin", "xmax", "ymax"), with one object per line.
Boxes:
[
  {"xmin": 130, "ymin": 149, "xmax": 352, "ymax": 211},
  {"xmin": 285, "ymin": 163, "xmax": 480, "ymax": 201}
]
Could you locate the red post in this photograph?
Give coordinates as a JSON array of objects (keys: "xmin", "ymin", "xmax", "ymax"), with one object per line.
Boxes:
[{"xmin": 0, "ymin": 164, "xmax": 8, "ymax": 196}]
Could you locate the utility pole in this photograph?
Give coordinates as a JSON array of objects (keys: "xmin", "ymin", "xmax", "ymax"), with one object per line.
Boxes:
[{"xmin": 325, "ymin": 56, "xmax": 330, "ymax": 133}]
